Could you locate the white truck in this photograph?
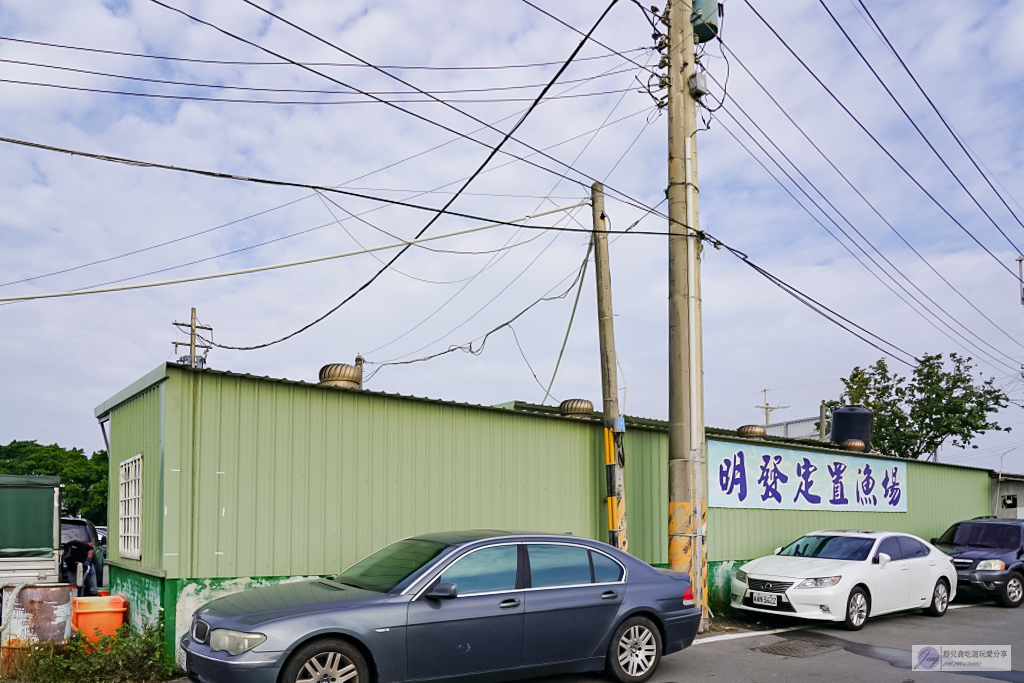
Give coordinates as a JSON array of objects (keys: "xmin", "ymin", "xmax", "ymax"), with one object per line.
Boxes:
[{"xmin": 0, "ymin": 474, "xmax": 62, "ymax": 585}]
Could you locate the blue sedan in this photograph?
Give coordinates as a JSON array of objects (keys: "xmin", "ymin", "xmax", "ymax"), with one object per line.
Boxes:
[{"xmin": 180, "ymin": 530, "xmax": 700, "ymax": 683}]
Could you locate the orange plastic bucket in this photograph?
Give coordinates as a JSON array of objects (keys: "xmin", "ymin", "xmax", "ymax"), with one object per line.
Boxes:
[{"xmin": 71, "ymin": 595, "xmax": 128, "ymax": 641}]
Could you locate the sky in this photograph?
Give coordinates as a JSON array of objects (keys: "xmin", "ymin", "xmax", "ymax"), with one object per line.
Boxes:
[{"xmin": 2, "ymin": 0, "xmax": 1024, "ymax": 473}]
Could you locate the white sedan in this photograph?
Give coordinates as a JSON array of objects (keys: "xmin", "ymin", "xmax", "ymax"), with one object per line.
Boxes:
[{"xmin": 731, "ymin": 530, "xmax": 956, "ymax": 630}]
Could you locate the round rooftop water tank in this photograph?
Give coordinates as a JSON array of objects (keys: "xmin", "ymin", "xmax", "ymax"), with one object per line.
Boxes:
[{"xmin": 830, "ymin": 405, "xmax": 872, "ymax": 452}]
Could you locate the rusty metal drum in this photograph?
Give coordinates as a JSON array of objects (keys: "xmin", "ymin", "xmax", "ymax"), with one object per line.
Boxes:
[{"xmin": 1, "ymin": 584, "xmax": 76, "ymax": 667}]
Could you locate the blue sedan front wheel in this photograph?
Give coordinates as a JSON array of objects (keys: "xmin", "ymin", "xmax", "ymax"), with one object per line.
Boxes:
[
  {"xmin": 281, "ymin": 638, "xmax": 367, "ymax": 683},
  {"xmin": 606, "ymin": 616, "xmax": 662, "ymax": 683}
]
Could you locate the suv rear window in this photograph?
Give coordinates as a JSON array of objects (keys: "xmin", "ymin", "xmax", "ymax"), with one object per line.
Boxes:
[
  {"xmin": 61, "ymin": 522, "xmax": 91, "ymax": 545},
  {"xmin": 939, "ymin": 523, "xmax": 1020, "ymax": 550}
]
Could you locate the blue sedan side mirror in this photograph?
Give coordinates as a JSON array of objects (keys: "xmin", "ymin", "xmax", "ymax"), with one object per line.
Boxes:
[{"xmin": 426, "ymin": 583, "xmax": 458, "ymax": 599}]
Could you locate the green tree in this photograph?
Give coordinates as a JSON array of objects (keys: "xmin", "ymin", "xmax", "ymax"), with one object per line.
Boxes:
[
  {"xmin": 832, "ymin": 353, "xmax": 1009, "ymax": 459},
  {"xmin": 0, "ymin": 440, "xmax": 108, "ymax": 523}
]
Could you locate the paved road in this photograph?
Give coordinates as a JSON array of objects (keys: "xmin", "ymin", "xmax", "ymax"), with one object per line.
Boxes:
[
  {"xmin": 171, "ymin": 600, "xmax": 1022, "ymax": 683},
  {"xmin": 539, "ymin": 600, "xmax": 1024, "ymax": 683}
]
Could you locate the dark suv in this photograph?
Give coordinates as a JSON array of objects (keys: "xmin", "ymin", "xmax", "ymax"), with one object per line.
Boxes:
[
  {"xmin": 934, "ymin": 518, "xmax": 1024, "ymax": 608},
  {"xmin": 60, "ymin": 517, "xmax": 105, "ymax": 585}
]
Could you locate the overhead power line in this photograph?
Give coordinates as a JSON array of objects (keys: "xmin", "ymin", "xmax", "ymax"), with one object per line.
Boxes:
[
  {"xmin": 721, "ymin": 242, "xmax": 919, "ymax": 366},
  {"xmin": 1, "ymin": 63, "xmax": 651, "ymax": 289},
  {"xmin": 518, "ymin": 0, "xmax": 659, "ymax": 79},
  {"xmin": 815, "ymin": 0, "xmax": 1023, "ymax": 259},
  {"xmin": 145, "ymin": 0, "xmax": 665, "ymax": 224},
  {"xmin": 196, "ymin": 0, "xmax": 621, "ymax": 350},
  {"xmin": 853, "ymin": 0, "xmax": 1024, "ymax": 237},
  {"xmin": 741, "ymin": 0, "xmax": 1020, "ymax": 281},
  {"xmin": 0, "ymin": 135, "xmax": 613, "ymax": 235},
  {"xmin": 707, "ymin": 69, "xmax": 1022, "ymax": 371},
  {"xmin": 0, "ymin": 56, "xmax": 638, "ymax": 96},
  {"xmin": 0, "ymin": 128, "xmax": 915, "ymax": 366},
  {"xmin": 365, "ymin": 52, "xmax": 655, "ymax": 360},
  {"xmin": 714, "ymin": 109, "xmax": 1018, "ymax": 374},
  {"xmin": 0, "ymin": 34, "xmax": 647, "ymax": 70},
  {"xmin": 714, "ymin": 42, "xmax": 1024, "ymax": 354},
  {"xmin": 363, "ymin": 240, "xmax": 594, "ymax": 382},
  {"xmin": 0, "ymin": 77, "xmax": 635, "ymax": 106},
  {"xmin": 0, "ymin": 203, "xmax": 589, "ymax": 303}
]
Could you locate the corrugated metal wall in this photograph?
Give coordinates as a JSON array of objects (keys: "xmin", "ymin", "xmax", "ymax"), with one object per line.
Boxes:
[
  {"xmin": 106, "ymin": 384, "xmax": 163, "ymax": 571},
  {"xmin": 707, "ymin": 459, "xmax": 991, "ymax": 561},
  {"xmin": 102, "ymin": 364, "xmax": 994, "ymax": 579},
  {"xmin": 161, "ymin": 367, "xmax": 605, "ymax": 580},
  {"xmin": 623, "ymin": 428, "xmax": 668, "ymax": 566}
]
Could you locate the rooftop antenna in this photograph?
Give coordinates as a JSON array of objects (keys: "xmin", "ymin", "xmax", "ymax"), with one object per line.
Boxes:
[{"xmin": 755, "ymin": 388, "xmax": 788, "ymax": 426}]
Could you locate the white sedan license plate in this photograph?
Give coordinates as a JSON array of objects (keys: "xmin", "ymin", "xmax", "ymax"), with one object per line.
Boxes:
[{"xmin": 752, "ymin": 591, "xmax": 778, "ymax": 607}]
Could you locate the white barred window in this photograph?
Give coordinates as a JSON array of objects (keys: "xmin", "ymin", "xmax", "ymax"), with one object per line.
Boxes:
[{"xmin": 118, "ymin": 454, "xmax": 143, "ymax": 560}]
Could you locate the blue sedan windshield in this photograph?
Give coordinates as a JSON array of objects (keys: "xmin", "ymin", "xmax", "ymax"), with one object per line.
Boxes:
[
  {"xmin": 333, "ymin": 539, "xmax": 446, "ymax": 592},
  {"xmin": 779, "ymin": 535, "xmax": 875, "ymax": 561}
]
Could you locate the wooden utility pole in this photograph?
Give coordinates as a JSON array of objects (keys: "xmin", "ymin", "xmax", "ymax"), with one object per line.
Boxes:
[
  {"xmin": 592, "ymin": 182, "xmax": 627, "ymax": 551},
  {"xmin": 667, "ymin": 0, "xmax": 708, "ymax": 631}
]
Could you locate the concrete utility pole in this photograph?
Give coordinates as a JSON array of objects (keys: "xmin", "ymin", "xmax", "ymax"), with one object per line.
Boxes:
[
  {"xmin": 592, "ymin": 182, "xmax": 628, "ymax": 552},
  {"xmin": 666, "ymin": 0, "xmax": 708, "ymax": 630},
  {"xmin": 1017, "ymin": 256, "xmax": 1024, "ymax": 307},
  {"xmin": 1017, "ymin": 257, "xmax": 1024, "ymax": 381},
  {"xmin": 819, "ymin": 401, "xmax": 829, "ymax": 441}
]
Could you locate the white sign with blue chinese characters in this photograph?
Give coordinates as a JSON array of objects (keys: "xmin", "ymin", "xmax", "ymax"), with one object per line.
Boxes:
[{"xmin": 709, "ymin": 439, "xmax": 907, "ymax": 513}]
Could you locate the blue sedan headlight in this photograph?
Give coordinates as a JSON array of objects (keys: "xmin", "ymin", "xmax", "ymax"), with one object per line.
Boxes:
[{"xmin": 209, "ymin": 629, "xmax": 267, "ymax": 656}]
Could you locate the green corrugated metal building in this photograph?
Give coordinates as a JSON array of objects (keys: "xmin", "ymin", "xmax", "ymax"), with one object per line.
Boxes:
[{"xmin": 95, "ymin": 363, "xmax": 993, "ymax": 661}]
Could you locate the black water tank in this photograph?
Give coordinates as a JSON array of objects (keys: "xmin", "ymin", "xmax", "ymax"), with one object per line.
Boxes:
[{"xmin": 830, "ymin": 405, "xmax": 872, "ymax": 451}]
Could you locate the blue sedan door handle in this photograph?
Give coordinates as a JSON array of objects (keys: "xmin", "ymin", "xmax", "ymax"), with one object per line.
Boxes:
[
  {"xmin": 499, "ymin": 598, "xmax": 520, "ymax": 608},
  {"xmin": 601, "ymin": 590, "xmax": 618, "ymax": 600}
]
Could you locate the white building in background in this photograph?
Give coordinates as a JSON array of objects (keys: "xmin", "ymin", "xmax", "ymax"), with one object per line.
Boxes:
[{"xmin": 764, "ymin": 416, "xmax": 821, "ymax": 440}]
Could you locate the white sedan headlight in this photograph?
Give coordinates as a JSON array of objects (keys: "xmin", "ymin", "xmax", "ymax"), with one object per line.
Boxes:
[
  {"xmin": 795, "ymin": 576, "xmax": 842, "ymax": 589},
  {"xmin": 735, "ymin": 568, "xmax": 747, "ymax": 582},
  {"xmin": 977, "ymin": 559, "xmax": 1006, "ymax": 571},
  {"xmin": 209, "ymin": 629, "xmax": 267, "ymax": 656}
]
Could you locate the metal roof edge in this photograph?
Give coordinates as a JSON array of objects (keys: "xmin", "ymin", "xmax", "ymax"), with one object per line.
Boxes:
[
  {"xmin": 992, "ymin": 470, "xmax": 1024, "ymax": 482},
  {"xmin": 162, "ymin": 364, "xmax": 605, "ymax": 425},
  {"xmin": 94, "ymin": 363, "xmax": 170, "ymax": 419},
  {"xmin": 96, "ymin": 365, "xmax": 998, "ymax": 478},
  {"xmin": 0, "ymin": 474, "xmax": 60, "ymax": 487}
]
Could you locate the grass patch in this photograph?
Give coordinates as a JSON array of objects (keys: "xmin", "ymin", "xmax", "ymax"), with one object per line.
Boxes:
[{"xmin": 1, "ymin": 624, "xmax": 176, "ymax": 683}]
